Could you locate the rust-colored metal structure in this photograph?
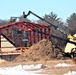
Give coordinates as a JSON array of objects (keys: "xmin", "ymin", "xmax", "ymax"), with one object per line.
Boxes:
[{"xmin": 0, "ymin": 21, "xmax": 51, "ymax": 49}]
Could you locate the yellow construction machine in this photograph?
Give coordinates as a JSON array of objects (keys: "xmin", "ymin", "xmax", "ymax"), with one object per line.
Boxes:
[{"xmin": 64, "ymin": 34, "xmax": 76, "ymax": 58}]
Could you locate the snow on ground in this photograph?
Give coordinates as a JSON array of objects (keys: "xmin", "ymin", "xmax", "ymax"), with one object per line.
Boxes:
[
  {"xmin": 23, "ymin": 64, "xmax": 43, "ymax": 70},
  {"xmin": 55, "ymin": 63, "xmax": 72, "ymax": 67},
  {"xmin": 64, "ymin": 71, "xmax": 76, "ymax": 75},
  {"xmin": 0, "ymin": 63, "xmax": 76, "ymax": 75},
  {"xmin": 0, "ymin": 64, "xmax": 47, "ymax": 75}
]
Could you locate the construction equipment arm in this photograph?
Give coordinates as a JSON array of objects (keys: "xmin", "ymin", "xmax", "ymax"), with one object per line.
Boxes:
[{"xmin": 23, "ymin": 11, "xmax": 68, "ymax": 35}]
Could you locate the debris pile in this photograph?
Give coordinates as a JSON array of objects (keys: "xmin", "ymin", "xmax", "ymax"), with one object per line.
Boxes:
[{"xmin": 14, "ymin": 39, "xmax": 63, "ymax": 62}]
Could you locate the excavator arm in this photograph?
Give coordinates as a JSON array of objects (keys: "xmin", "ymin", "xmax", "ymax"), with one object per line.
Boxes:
[{"xmin": 23, "ymin": 11, "xmax": 69, "ymax": 35}]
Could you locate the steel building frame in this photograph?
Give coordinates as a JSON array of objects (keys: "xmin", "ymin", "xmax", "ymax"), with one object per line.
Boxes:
[{"xmin": 0, "ymin": 21, "xmax": 51, "ymax": 49}]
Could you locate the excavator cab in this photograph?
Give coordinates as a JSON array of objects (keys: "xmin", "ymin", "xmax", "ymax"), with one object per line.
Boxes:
[{"xmin": 65, "ymin": 34, "xmax": 76, "ymax": 58}]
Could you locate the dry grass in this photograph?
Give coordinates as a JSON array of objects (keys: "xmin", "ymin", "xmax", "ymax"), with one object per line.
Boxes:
[
  {"xmin": 0, "ymin": 59, "xmax": 76, "ymax": 75},
  {"xmin": 38, "ymin": 59, "xmax": 76, "ymax": 75}
]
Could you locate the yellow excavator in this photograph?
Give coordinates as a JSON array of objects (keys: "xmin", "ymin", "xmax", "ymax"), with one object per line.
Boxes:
[{"xmin": 64, "ymin": 34, "xmax": 76, "ymax": 58}]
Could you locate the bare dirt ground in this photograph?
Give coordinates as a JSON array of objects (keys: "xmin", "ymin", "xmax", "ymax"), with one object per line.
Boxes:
[
  {"xmin": 0, "ymin": 59, "xmax": 76, "ymax": 75},
  {"xmin": 0, "ymin": 39, "xmax": 76, "ymax": 75}
]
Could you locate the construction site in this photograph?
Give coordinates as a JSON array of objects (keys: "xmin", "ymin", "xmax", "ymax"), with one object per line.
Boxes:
[{"xmin": 0, "ymin": 11, "xmax": 76, "ymax": 75}]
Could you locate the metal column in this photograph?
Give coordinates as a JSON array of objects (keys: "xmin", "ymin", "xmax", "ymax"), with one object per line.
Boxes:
[
  {"xmin": 33, "ymin": 31, "xmax": 36, "ymax": 43},
  {"xmin": 44, "ymin": 28, "xmax": 47, "ymax": 39},
  {"xmin": 48, "ymin": 27, "xmax": 51, "ymax": 40},
  {"xmin": 29, "ymin": 31, "xmax": 32, "ymax": 46},
  {"xmin": 40, "ymin": 29, "xmax": 43, "ymax": 40}
]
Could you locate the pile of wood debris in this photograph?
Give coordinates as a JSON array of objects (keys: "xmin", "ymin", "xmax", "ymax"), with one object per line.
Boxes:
[{"xmin": 13, "ymin": 39, "xmax": 63, "ymax": 62}]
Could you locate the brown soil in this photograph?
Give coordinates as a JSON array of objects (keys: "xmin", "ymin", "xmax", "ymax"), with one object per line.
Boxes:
[{"xmin": 13, "ymin": 39, "xmax": 57, "ymax": 62}]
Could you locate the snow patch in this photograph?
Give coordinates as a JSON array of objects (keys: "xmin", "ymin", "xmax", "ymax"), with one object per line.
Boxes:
[
  {"xmin": 64, "ymin": 71, "xmax": 76, "ymax": 75},
  {"xmin": 23, "ymin": 64, "xmax": 46, "ymax": 70},
  {"xmin": 55, "ymin": 63, "xmax": 71, "ymax": 67},
  {"xmin": 0, "ymin": 64, "xmax": 47, "ymax": 75}
]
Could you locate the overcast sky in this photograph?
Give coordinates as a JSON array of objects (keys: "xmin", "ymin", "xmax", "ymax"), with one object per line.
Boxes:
[{"xmin": 0, "ymin": 0, "xmax": 76, "ymax": 21}]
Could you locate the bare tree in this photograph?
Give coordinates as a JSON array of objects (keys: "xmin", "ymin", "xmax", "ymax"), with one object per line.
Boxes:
[{"xmin": 67, "ymin": 13, "xmax": 76, "ymax": 35}]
